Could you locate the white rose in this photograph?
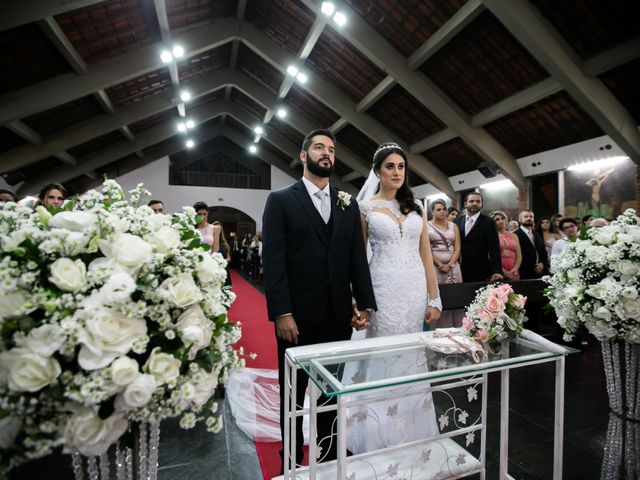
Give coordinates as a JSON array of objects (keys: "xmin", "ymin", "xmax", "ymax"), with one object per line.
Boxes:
[
  {"xmin": 159, "ymin": 273, "xmax": 203, "ymax": 308},
  {"xmin": 110, "ymin": 356, "xmax": 140, "ymax": 386},
  {"xmin": 615, "ymin": 297, "xmax": 640, "ymax": 320},
  {"xmin": 196, "ymin": 253, "xmax": 225, "ymax": 285},
  {"xmin": 146, "ymin": 226, "xmax": 181, "ymax": 253},
  {"xmin": 49, "ymin": 258, "xmax": 87, "ymax": 292},
  {"xmin": 99, "ymin": 272, "xmax": 136, "ymax": 304},
  {"xmin": 0, "ymin": 290, "xmax": 28, "ymax": 320},
  {"xmin": 78, "ymin": 309, "xmax": 147, "ymax": 370},
  {"xmin": 98, "ymin": 233, "xmax": 153, "ymax": 269},
  {"xmin": 621, "ymin": 286, "xmax": 638, "ymax": 299},
  {"xmin": 626, "ymin": 226, "xmax": 640, "ymax": 243},
  {"xmin": 65, "ymin": 408, "xmax": 128, "ymax": 456},
  {"xmin": 191, "ymin": 372, "xmax": 218, "ymax": 408},
  {"xmin": 592, "ymin": 305, "xmax": 612, "ymax": 322},
  {"xmin": 0, "ymin": 348, "xmax": 61, "ymax": 392},
  {"xmin": 563, "ymin": 285, "xmax": 581, "ymax": 299},
  {"xmin": 592, "ymin": 226, "xmax": 616, "ymax": 245},
  {"xmin": 584, "ymin": 245, "xmax": 608, "ymax": 262},
  {"xmin": 584, "ymin": 319, "xmax": 618, "ymax": 340},
  {"xmin": 176, "ymin": 304, "xmax": 212, "ymax": 352},
  {"xmin": 24, "ymin": 324, "xmax": 65, "ymax": 356},
  {"xmin": 617, "ymin": 260, "xmax": 640, "ymax": 277},
  {"xmin": 49, "ymin": 211, "xmax": 97, "ymax": 232},
  {"xmin": 143, "ymin": 347, "xmax": 181, "ymax": 385},
  {"xmin": 115, "ymin": 373, "xmax": 157, "ymax": 411}
]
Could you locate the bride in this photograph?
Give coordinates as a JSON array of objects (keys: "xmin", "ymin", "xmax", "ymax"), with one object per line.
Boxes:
[{"xmin": 346, "ymin": 142, "xmax": 442, "ymax": 454}]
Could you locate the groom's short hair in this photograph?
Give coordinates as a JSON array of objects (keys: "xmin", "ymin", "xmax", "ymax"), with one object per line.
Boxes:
[{"xmin": 301, "ymin": 129, "xmax": 335, "ymax": 153}]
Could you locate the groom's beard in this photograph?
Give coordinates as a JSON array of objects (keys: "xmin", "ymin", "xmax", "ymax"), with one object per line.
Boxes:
[{"xmin": 306, "ymin": 155, "xmax": 334, "ymax": 178}]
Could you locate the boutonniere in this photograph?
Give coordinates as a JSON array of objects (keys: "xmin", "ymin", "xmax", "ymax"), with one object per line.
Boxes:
[{"xmin": 336, "ymin": 191, "xmax": 352, "ymax": 211}]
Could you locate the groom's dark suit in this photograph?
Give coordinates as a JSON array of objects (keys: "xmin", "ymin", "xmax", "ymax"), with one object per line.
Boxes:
[
  {"xmin": 455, "ymin": 213, "xmax": 502, "ymax": 282},
  {"xmin": 262, "ymin": 179, "xmax": 376, "ymax": 466}
]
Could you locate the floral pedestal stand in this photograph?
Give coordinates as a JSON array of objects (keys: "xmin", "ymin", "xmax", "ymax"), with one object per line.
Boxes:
[
  {"xmin": 600, "ymin": 341, "xmax": 639, "ymax": 479},
  {"xmin": 70, "ymin": 423, "xmax": 160, "ymax": 480}
]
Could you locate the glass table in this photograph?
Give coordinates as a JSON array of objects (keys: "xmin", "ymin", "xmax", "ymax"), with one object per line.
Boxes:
[{"xmin": 276, "ymin": 331, "xmax": 570, "ymax": 480}]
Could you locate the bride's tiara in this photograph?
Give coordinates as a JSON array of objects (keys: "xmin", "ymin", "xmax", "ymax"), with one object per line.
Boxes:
[{"xmin": 373, "ymin": 143, "xmax": 403, "ymax": 157}]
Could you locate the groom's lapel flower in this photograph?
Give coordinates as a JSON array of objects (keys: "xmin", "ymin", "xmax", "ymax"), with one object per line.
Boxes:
[{"xmin": 336, "ymin": 191, "xmax": 352, "ymax": 211}]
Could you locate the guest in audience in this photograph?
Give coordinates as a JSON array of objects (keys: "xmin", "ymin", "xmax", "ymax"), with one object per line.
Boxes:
[
  {"xmin": 429, "ymin": 199, "xmax": 463, "ymax": 327},
  {"xmin": 148, "ymin": 199, "xmax": 166, "ymax": 214},
  {"xmin": 536, "ymin": 217, "xmax": 561, "ymax": 259},
  {"xmin": 582, "ymin": 214, "xmax": 595, "ymax": 227},
  {"xmin": 213, "ymin": 221, "xmax": 232, "ymax": 286},
  {"xmin": 447, "ymin": 206, "xmax": 459, "ymax": 221},
  {"xmin": 550, "ymin": 213, "xmax": 564, "ymax": 232},
  {"xmin": 490, "ymin": 210, "xmax": 521, "ymax": 280},
  {"xmin": 38, "ymin": 183, "xmax": 67, "ymax": 209},
  {"xmin": 193, "ymin": 201, "xmax": 220, "ymax": 254},
  {"xmin": 515, "ymin": 210, "xmax": 548, "ymax": 279},
  {"xmin": 551, "ymin": 217, "xmax": 579, "ymax": 258},
  {"xmin": 508, "ymin": 220, "xmax": 520, "ymax": 232},
  {"xmin": 455, "ymin": 192, "xmax": 502, "ymax": 282},
  {"xmin": 0, "ymin": 189, "xmax": 17, "ymax": 203}
]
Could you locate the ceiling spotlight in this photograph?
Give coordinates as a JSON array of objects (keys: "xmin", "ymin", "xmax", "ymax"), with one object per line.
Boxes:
[
  {"xmin": 249, "ymin": 145, "xmax": 257, "ymax": 154},
  {"xmin": 172, "ymin": 45, "xmax": 185, "ymax": 58},
  {"xmin": 254, "ymin": 126, "xmax": 264, "ymax": 135},
  {"xmin": 180, "ymin": 91, "xmax": 191, "ymax": 102},
  {"xmin": 333, "ymin": 11, "xmax": 347, "ymax": 27},
  {"xmin": 286, "ymin": 65, "xmax": 298, "ymax": 77},
  {"xmin": 276, "ymin": 108, "xmax": 287, "ymax": 118},
  {"xmin": 185, "ymin": 139, "xmax": 195, "ymax": 149},
  {"xmin": 177, "ymin": 122, "xmax": 187, "ymax": 133},
  {"xmin": 296, "ymin": 72, "xmax": 308, "ymax": 84},
  {"xmin": 185, "ymin": 119, "xmax": 195, "ymax": 129},
  {"xmin": 160, "ymin": 50, "xmax": 173, "ymax": 63},
  {"xmin": 321, "ymin": 2, "xmax": 335, "ymax": 16}
]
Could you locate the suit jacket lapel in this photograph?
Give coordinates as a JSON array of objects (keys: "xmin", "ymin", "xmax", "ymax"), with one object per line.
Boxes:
[
  {"xmin": 292, "ymin": 180, "xmax": 330, "ymax": 245},
  {"xmin": 329, "ymin": 187, "xmax": 342, "ymax": 245}
]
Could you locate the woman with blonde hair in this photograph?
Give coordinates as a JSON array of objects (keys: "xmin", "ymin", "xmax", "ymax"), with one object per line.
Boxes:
[{"xmin": 490, "ymin": 210, "xmax": 522, "ymax": 280}]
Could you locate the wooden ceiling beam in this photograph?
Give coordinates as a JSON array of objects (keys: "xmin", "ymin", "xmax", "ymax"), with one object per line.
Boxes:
[
  {"xmin": 484, "ymin": 0, "xmax": 640, "ymax": 165},
  {"xmin": 17, "ymin": 101, "xmax": 355, "ymax": 196}
]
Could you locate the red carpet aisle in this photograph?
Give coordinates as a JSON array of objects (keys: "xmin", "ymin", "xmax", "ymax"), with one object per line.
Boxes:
[{"xmin": 227, "ymin": 270, "xmax": 286, "ymax": 480}]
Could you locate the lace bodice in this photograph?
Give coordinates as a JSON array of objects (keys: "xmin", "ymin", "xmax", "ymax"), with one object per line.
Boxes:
[{"xmin": 359, "ymin": 198, "xmax": 427, "ymax": 337}]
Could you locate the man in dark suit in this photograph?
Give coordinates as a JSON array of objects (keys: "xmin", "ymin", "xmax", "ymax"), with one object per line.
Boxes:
[
  {"xmin": 514, "ymin": 210, "xmax": 548, "ymax": 279},
  {"xmin": 262, "ymin": 129, "xmax": 376, "ymax": 470},
  {"xmin": 455, "ymin": 191, "xmax": 503, "ymax": 282}
]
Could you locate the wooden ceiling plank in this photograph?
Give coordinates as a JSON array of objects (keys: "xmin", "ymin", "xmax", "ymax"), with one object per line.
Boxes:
[
  {"xmin": 484, "ymin": 0, "xmax": 640, "ymax": 165},
  {"xmin": 1, "ymin": 0, "xmax": 104, "ymax": 31}
]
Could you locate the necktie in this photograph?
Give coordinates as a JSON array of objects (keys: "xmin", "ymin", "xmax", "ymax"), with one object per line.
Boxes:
[
  {"xmin": 314, "ymin": 191, "xmax": 330, "ymax": 223},
  {"xmin": 466, "ymin": 217, "xmax": 474, "ymax": 236}
]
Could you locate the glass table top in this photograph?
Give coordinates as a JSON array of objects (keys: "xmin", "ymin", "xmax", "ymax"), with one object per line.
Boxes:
[{"xmin": 288, "ymin": 332, "xmax": 569, "ymax": 396}]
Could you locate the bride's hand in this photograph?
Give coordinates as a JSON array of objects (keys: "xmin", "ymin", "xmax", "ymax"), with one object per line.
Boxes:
[{"xmin": 425, "ymin": 307, "xmax": 441, "ymax": 325}]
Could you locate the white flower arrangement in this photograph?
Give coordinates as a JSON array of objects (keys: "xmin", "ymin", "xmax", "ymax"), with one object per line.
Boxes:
[
  {"xmin": 0, "ymin": 180, "xmax": 243, "ymax": 473},
  {"xmin": 544, "ymin": 208, "xmax": 640, "ymax": 344},
  {"xmin": 336, "ymin": 191, "xmax": 352, "ymax": 211}
]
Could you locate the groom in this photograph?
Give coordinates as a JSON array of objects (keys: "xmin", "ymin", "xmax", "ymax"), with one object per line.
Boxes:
[{"xmin": 262, "ymin": 129, "xmax": 376, "ymax": 469}]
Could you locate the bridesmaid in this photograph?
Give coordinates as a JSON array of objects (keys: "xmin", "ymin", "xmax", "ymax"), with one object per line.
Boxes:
[
  {"xmin": 536, "ymin": 217, "xmax": 561, "ymax": 259},
  {"xmin": 429, "ymin": 199, "xmax": 464, "ymax": 328},
  {"xmin": 490, "ymin": 210, "xmax": 522, "ymax": 280}
]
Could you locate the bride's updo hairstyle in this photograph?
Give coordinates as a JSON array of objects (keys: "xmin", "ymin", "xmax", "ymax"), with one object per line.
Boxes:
[{"xmin": 372, "ymin": 142, "xmax": 422, "ymax": 216}]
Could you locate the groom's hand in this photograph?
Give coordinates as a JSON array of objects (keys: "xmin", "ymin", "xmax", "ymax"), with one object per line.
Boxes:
[
  {"xmin": 351, "ymin": 307, "xmax": 370, "ymax": 331},
  {"xmin": 276, "ymin": 314, "xmax": 299, "ymax": 344}
]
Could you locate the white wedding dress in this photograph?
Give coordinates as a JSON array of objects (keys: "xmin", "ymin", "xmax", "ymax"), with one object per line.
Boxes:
[{"xmin": 346, "ymin": 198, "xmax": 439, "ymax": 454}]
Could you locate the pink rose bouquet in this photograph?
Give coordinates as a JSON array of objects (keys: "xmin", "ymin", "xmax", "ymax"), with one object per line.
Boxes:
[{"xmin": 463, "ymin": 283, "xmax": 527, "ymax": 342}]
